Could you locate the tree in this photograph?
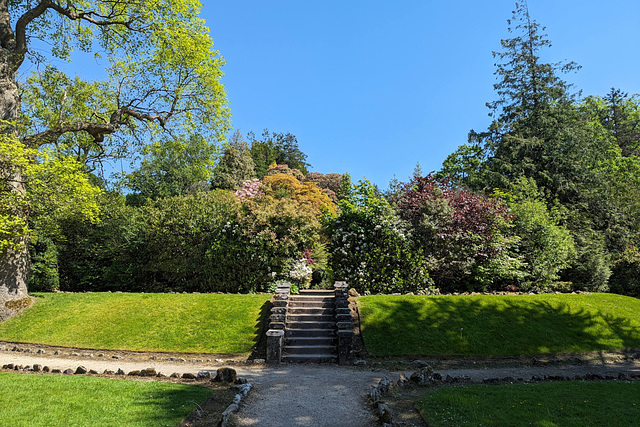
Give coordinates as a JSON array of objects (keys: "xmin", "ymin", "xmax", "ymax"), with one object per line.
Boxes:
[
  {"xmin": 0, "ymin": 1, "xmax": 230, "ymax": 318},
  {"xmin": 126, "ymin": 134, "xmax": 217, "ymax": 202},
  {"xmin": 248, "ymin": 130, "xmax": 310, "ymax": 178},
  {"xmin": 211, "ymin": 130, "xmax": 255, "ymax": 191}
]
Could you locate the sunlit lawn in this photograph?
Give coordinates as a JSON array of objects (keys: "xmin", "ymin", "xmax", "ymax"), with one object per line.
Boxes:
[
  {"xmin": 359, "ymin": 293, "xmax": 640, "ymax": 356},
  {"xmin": 0, "ymin": 292, "xmax": 271, "ymax": 354},
  {"xmin": 0, "ymin": 372, "xmax": 212, "ymax": 427},
  {"xmin": 418, "ymin": 381, "xmax": 640, "ymax": 426}
]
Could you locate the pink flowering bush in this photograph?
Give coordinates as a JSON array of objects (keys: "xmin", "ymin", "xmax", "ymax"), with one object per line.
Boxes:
[{"xmin": 235, "ymin": 178, "xmax": 264, "ymax": 200}]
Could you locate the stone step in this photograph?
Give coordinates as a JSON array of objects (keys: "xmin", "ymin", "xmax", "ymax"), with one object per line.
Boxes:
[
  {"xmin": 284, "ymin": 336, "xmax": 336, "ymax": 346},
  {"xmin": 286, "ymin": 314, "xmax": 335, "ymax": 322},
  {"xmin": 289, "ymin": 295, "xmax": 334, "ymax": 302},
  {"xmin": 286, "ymin": 321, "xmax": 335, "ymax": 330},
  {"xmin": 281, "ymin": 354, "xmax": 338, "ymax": 364},
  {"xmin": 286, "ymin": 328, "xmax": 336, "ymax": 338},
  {"xmin": 287, "ymin": 300, "xmax": 334, "ymax": 308},
  {"xmin": 287, "ymin": 307, "xmax": 335, "ymax": 315},
  {"xmin": 298, "ymin": 290, "xmax": 335, "ymax": 296},
  {"xmin": 283, "ymin": 345, "xmax": 337, "ymax": 355}
]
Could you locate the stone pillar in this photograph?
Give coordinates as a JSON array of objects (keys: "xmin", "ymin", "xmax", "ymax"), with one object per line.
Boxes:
[
  {"xmin": 266, "ymin": 329, "xmax": 285, "ymax": 364},
  {"xmin": 266, "ymin": 281, "xmax": 291, "ymax": 364},
  {"xmin": 334, "ymin": 281, "xmax": 354, "ymax": 365}
]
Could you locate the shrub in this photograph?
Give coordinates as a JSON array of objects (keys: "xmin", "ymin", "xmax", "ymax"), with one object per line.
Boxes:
[
  {"xmin": 397, "ymin": 174, "xmax": 521, "ymax": 292},
  {"xmin": 326, "ymin": 180, "xmax": 433, "ymax": 294}
]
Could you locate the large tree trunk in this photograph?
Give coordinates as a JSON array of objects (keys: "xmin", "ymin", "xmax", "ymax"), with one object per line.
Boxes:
[{"xmin": 0, "ymin": 7, "xmax": 31, "ymax": 321}]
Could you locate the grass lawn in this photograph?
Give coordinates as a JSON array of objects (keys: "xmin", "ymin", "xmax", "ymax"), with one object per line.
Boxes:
[
  {"xmin": 358, "ymin": 293, "xmax": 640, "ymax": 356},
  {"xmin": 0, "ymin": 292, "xmax": 271, "ymax": 354},
  {"xmin": 417, "ymin": 381, "xmax": 640, "ymax": 426},
  {"xmin": 0, "ymin": 372, "xmax": 212, "ymax": 427}
]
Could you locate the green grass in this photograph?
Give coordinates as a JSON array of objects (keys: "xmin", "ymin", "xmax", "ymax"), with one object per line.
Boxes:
[
  {"xmin": 359, "ymin": 293, "xmax": 640, "ymax": 356},
  {"xmin": 0, "ymin": 292, "xmax": 271, "ymax": 354},
  {"xmin": 0, "ymin": 372, "xmax": 212, "ymax": 426},
  {"xmin": 417, "ymin": 381, "xmax": 640, "ymax": 426}
]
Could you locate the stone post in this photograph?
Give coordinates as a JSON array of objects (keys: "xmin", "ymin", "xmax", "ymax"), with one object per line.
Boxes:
[
  {"xmin": 334, "ymin": 281, "xmax": 354, "ymax": 365},
  {"xmin": 266, "ymin": 282, "xmax": 291, "ymax": 364}
]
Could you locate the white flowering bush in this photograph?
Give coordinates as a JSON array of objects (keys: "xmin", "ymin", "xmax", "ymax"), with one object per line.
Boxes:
[
  {"xmin": 325, "ymin": 180, "xmax": 434, "ymax": 294},
  {"xmin": 289, "ymin": 258, "xmax": 313, "ymax": 286}
]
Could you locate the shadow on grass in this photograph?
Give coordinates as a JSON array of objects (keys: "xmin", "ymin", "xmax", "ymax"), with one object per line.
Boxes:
[
  {"xmin": 360, "ymin": 296, "xmax": 640, "ymax": 357},
  {"xmin": 249, "ymin": 298, "xmax": 272, "ymax": 361}
]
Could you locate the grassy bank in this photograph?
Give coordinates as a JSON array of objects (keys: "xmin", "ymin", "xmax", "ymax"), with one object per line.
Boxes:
[
  {"xmin": 418, "ymin": 381, "xmax": 640, "ymax": 426},
  {"xmin": 359, "ymin": 293, "xmax": 640, "ymax": 356},
  {"xmin": 0, "ymin": 372, "xmax": 212, "ymax": 426},
  {"xmin": 0, "ymin": 292, "xmax": 271, "ymax": 354}
]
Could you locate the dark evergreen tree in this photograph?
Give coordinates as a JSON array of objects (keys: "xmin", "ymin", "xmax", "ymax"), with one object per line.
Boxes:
[{"xmin": 248, "ymin": 130, "xmax": 310, "ymax": 178}]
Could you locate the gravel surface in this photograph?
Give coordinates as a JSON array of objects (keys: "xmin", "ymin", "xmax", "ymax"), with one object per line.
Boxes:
[{"xmin": 230, "ymin": 365, "xmax": 382, "ymax": 427}]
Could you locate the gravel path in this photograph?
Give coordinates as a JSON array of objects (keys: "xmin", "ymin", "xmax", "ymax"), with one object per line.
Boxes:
[
  {"xmin": 2, "ymin": 344, "xmax": 639, "ymax": 427},
  {"xmin": 230, "ymin": 365, "xmax": 381, "ymax": 427}
]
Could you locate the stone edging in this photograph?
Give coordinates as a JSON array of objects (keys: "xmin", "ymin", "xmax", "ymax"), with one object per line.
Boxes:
[{"xmin": 368, "ymin": 363, "xmax": 640, "ymax": 426}]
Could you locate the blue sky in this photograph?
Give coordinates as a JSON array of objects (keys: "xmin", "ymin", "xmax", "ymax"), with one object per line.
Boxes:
[{"xmin": 203, "ymin": 0, "xmax": 640, "ymax": 188}]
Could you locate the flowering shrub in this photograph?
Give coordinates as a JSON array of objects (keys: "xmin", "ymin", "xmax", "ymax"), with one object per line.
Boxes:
[
  {"xmin": 303, "ymin": 172, "xmax": 344, "ymax": 202},
  {"xmin": 235, "ymin": 178, "xmax": 264, "ymax": 200},
  {"xmin": 266, "ymin": 163, "xmax": 304, "ymax": 180},
  {"xmin": 261, "ymin": 173, "xmax": 337, "ymax": 216},
  {"xmin": 289, "ymin": 258, "xmax": 313, "ymax": 287},
  {"xmin": 397, "ymin": 174, "xmax": 522, "ymax": 292},
  {"xmin": 326, "ymin": 180, "xmax": 434, "ymax": 294}
]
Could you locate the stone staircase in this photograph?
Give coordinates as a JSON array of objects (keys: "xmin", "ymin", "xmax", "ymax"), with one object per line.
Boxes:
[{"xmin": 282, "ymin": 289, "xmax": 337, "ymax": 363}]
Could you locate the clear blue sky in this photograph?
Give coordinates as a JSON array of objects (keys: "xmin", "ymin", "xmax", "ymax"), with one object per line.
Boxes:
[{"xmin": 202, "ymin": 0, "xmax": 640, "ymax": 188}]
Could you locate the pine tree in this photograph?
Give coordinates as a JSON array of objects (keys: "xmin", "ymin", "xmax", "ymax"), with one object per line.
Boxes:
[{"xmin": 211, "ymin": 130, "xmax": 256, "ymax": 191}]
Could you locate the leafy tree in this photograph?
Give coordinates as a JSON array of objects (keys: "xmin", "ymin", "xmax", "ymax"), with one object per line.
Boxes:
[
  {"xmin": 0, "ymin": 0, "xmax": 230, "ymax": 315},
  {"xmin": 248, "ymin": 130, "xmax": 310, "ymax": 178},
  {"xmin": 211, "ymin": 130, "xmax": 255, "ymax": 191},
  {"xmin": 126, "ymin": 134, "xmax": 217, "ymax": 201},
  {"xmin": 495, "ymin": 177, "xmax": 575, "ymax": 290}
]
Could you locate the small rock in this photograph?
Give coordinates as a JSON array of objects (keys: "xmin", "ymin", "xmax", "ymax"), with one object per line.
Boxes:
[
  {"xmin": 412, "ymin": 360, "xmax": 430, "ymax": 368},
  {"xmin": 89, "ymin": 369, "xmax": 99, "ymax": 375},
  {"xmin": 168, "ymin": 357, "xmax": 177, "ymax": 361},
  {"xmin": 82, "ymin": 353, "xmax": 94, "ymax": 358},
  {"xmin": 42, "ymin": 366, "xmax": 50, "ymax": 372},
  {"xmin": 149, "ymin": 356, "xmax": 157, "ymax": 360},
  {"xmin": 54, "ymin": 350, "xmax": 60, "ymax": 355},
  {"xmin": 197, "ymin": 371, "xmax": 212, "ymax": 380},
  {"xmin": 353, "ymin": 360, "xmax": 367, "ymax": 366},
  {"xmin": 71, "ymin": 353, "xmax": 80, "ymax": 357},
  {"xmin": 139, "ymin": 368, "xmax": 157, "ymax": 377},
  {"xmin": 75, "ymin": 366, "xmax": 87, "ymax": 374},
  {"xmin": 170, "ymin": 372, "xmax": 180, "ymax": 378},
  {"xmin": 24, "ymin": 348, "xmax": 32, "ymax": 353},
  {"xmin": 377, "ymin": 377, "xmax": 391, "ymax": 394},
  {"xmin": 103, "ymin": 370, "xmax": 114, "ymax": 375},
  {"xmin": 377, "ymin": 403, "xmax": 393, "ymax": 424},
  {"xmin": 5, "ymin": 363, "xmax": 14, "ymax": 370},
  {"xmin": 32, "ymin": 364, "xmax": 42, "ymax": 372},
  {"xmin": 51, "ymin": 369, "xmax": 61, "ymax": 373},
  {"xmin": 177, "ymin": 358, "xmax": 186, "ymax": 363},
  {"xmin": 182, "ymin": 372, "xmax": 196, "ymax": 380},
  {"xmin": 348, "ymin": 288, "xmax": 360, "ymax": 297},
  {"xmin": 24, "ymin": 365, "xmax": 31, "ymax": 371},
  {"xmin": 37, "ymin": 349, "xmax": 45, "ymax": 354},
  {"xmin": 156, "ymin": 372, "xmax": 166, "ymax": 378},
  {"xmin": 112, "ymin": 355, "xmax": 122, "ymax": 360},
  {"xmin": 234, "ymin": 377, "xmax": 248, "ymax": 385},
  {"xmin": 370, "ymin": 385, "xmax": 380, "ymax": 403},
  {"xmin": 64, "ymin": 369, "xmax": 74, "ymax": 375},
  {"xmin": 215, "ymin": 358, "xmax": 224, "ymax": 363},
  {"xmin": 213, "ymin": 367, "xmax": 237, "ymax": 383},
  {"xmin": 97, "ymin": 353, "xmax": 105, "ymax": 358},
  {"xmin": 253, "ymin": 359, "xmax": 265, "ymax": 364},
  {"xmin": 128, "ymin": 370, "xmax": 141, "ymax": 376},
  {"xmin": 397, "ymin": 373, "xmax": 410, "ymax": 388},
  {"xmin": 206, "ymin": 359, "xmax": 211, "ymax": 362},
  {"xmin": 116, "ymin": 369, "xmax": 125, "ymax": 375}
]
